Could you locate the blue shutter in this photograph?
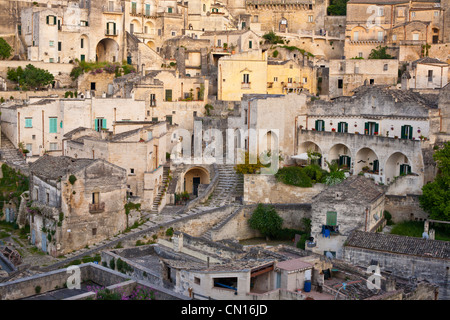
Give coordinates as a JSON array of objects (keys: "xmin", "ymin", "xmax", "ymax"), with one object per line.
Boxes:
[
  {"xmin": 94, "ymin": 119, "xmax": 98, "ymax": 132},
  {"xmin": 49, "ymin": 118, "xmax": 57, "ymax": 133},
  {"xmin": 25, "ymin": 118, "xmax": 32, "ymax": 128},
  {"xmin": 102, "ymin": 118, "xmax": 107, "ymax": 129}
]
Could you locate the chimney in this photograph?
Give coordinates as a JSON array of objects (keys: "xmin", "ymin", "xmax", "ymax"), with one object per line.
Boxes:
[{"xmin": 173, "ymin": 232, "xmax": 183, "ymax": 252}]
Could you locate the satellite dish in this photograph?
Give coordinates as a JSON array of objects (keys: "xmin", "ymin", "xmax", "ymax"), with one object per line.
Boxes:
[{"xmin": 422, "ymin": 232, "xmax": 429, "ymax": 239}]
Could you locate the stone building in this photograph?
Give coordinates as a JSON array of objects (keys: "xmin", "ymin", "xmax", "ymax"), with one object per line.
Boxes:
[
  {"xmin": 344, "ymin": 0, "xmax": 449, "ymax": 62},
  {"xmin": 328, "ymin": 59, "xmax": 399, "ymax": 98},
  {"xmin": 343, "ymin": 230, "xmax": 449, "ymax": 300},
  {"xmin": 401, "ymin": 57, "xmax": 449, "ymax": 90},
  {"xmin": 308, "ymin": 176, "xmax": 386, "ymax": 259},
  {"xmin": 28, "ymin": 155, "xmax": 128, "ymax": 257},
  {"xmin": 63, "ymin": 122, "xmax": 169, "ymax": 211}
]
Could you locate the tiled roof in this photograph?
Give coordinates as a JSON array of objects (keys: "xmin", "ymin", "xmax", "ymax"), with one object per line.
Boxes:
[
  {"xmin": 276, "ymin": 258, "xmax": 313, "ymax": 271},
  {"xmin": 413, "ymin": 57, "xmax": 449, "ymax": 67},
  {"xmin": 30, "ymin": 155, "xmax": 94, "ymax": 180},
  {"xmin": 313, "ymin": 176, "xmax": 385, "ymax": 204},
  {"xmin": 345, "ymin": 230, "xmax": 450, "ymax": 260}
]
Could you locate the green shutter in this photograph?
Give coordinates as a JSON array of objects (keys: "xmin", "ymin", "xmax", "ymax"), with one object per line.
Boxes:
[
  {"xmin": 53, "ymin": 16, "xmax": 57, "ymax": 25},
  {"xmin": 375, "ymin": 123, "xmax": 379, "ymax": 135},
  {"xmin": 344, "ymin": 122, "xmax": 348, "ymax": 133},
  {"xmin": 326, "ymin": 211, "xmax": 337, "ymax": 226},
  {"xmin": 365, "ymin": 122, "xmax": 369, "ymax": 134},
  {"xmin": 60, "ymin": 121, "xmax": 63, "ymax": 129},
  {"xmin": 315, "ymin": 120, "xmax": 319, "ymax": 130},
  {"xmin": 49, "ymin": 118, "xmax": 57, "ymax": 133},
  {"xmin": 408, "ymin": 125, "xmax": 413, "ymax": 139},
  {"xmin": 102, "ymin": 118, "xmax": 107, "ymax": 129},
  {"xmin": 25, "ymin": 118, "xmax": 32, "ymax": 128},
  {"xmin": 338, "ymin": 122, "xmax": 342, "ymax": 132},
  {"xmin": 113, "ymin": 23, "xmax": 116, "ymax": 35},
  {"xmin": 94, "ymin": 119, "xmax": 98, "ymax": 132},
  {"xmin": 373, "ymin": 160, "xmax": 379, "ymax": 172},
  {"xmin": 401, "ymin": 125, "xmax": 406, "ymax": 139},
  {"xmin": 46, "ymin": 16, "xmax": 49, "ymax": 24}
]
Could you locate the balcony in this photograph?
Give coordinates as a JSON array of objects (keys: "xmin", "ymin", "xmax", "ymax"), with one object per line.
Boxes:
[
  {"xmin": 89, "ymin": 202, "xmax": 105, "ymax": 214},
  {"xmin": 102, "ymin": 5, "xmax": 124, "ymax": 14},
  {"xmin": 400, "ymin": 40, "xmax": 425, "ymax": 46},
  {"xmin": 241, "ymin": 82, "xmax": 251, "ymax": 89}
]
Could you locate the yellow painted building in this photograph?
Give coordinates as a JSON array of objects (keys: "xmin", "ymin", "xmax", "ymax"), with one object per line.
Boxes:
[{"xmin": 267, "ymin": 59, "xmax": 317, "ymax": 95}]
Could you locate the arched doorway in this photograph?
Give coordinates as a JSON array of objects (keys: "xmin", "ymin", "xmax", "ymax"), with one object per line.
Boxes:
[
  {"xmin": 130, "ymin": 19, "xmax": 141, "ymax": 34},
  {"xmin": 279, "ymin": 18, "xmax": 288, "ymax": 32},
  {"xmin": 183, "ymin": 167, "xmax": 210, "ymax": 197},
  {"xmin": 355, "ymin": 148, "xmax": 379, "ymax": 174},
  {"xmin": 328, "ymin": 143, "xmax": 352, "ymax": 170},
  {"xmin": 298, "ymin": 141, "xmax": 322, "ymax": 167},
  {"xmin": 385, "ymin": 152, "xmax": 411, "ymax": 184},
  {"xmin": 145, "ymin": 21, "xmax": 155, "ymax": 35},
  {"xmin": 96, "ymin": 38, "xmax": 119, "ymax": 62}
]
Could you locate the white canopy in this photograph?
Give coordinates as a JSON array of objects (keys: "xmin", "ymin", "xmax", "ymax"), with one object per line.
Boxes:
[{"xmin": 291, "ymin": 153, "xmax": 309, "ymax": 160}]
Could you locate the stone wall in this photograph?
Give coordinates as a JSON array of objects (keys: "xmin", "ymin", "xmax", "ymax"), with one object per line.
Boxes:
[
  {"xmin": 343, "ymin": 246, "xmax": 449, "ymax": 300},
  {"xmin": 211, "ymin": 204, "xmax": 312, "ymax": 241},
  {"xmin": 243, "ymin": 174, "xmax": 325, "ymax": 205},
  {"xmin": 384, "ymin": 194, "xmax": 428, "ymax": 223}
]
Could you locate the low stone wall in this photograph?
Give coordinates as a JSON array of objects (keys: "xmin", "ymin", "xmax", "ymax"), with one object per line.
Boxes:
[
  {"xmin": 386, "ymin": 174, "xmax": 423, "ymax": 196},
  {"xmin": 211, "ymin": 204, "xmax": 312, "ymax": 241},
  {"xmin": 384, "ymin": 194, "xmax": 428, "ymax": 223},
  {"xmin": 243, "ymin": 174, "xmax": 326, "ymax": 204},
  {"xmin": 343, "ymin": 246, "xmax": 449, "ymax": 300}
]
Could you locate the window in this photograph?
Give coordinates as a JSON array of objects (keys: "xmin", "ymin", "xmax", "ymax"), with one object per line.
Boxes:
[
  {"xmin": 365, "ymin": 122, "xmax": 379, "ymax": 135},
  {"xmin": 337, "ymin": 122, "xmax": 348, "ymax": 133},
  {"xmin": 358, "ymin": 52, "xmax": 363, "ymax": 58},
  {"xmin": 434, "ymin": 11, "xmax": 439, "ymax": 17},
  {"xmin": 370, "ymin": 79, "xmax": 375, "ymax": 85},
  {"xmin": 81, "ymin": 54, "xmax": 85, "ymax": 62},
  {"xmin": 147, "ymin": 131, "xmax": 153, "ymax": 140},
  {"xmin": 353, "ymin": 31, "xmax": 359, "ymax": 42},
  {"xmin": 308, "ymin": 15, "xmax": 313, "ymax": 22},
  {"xmin": 130, "ymin": 168, "xmax": 135, "ymax": 174},
  {"xmin": 49, "ymin": 118, "xmax": 57, "ymax": 133},
  {"xmin": 165, "ymin": 89, "xmax": 172, "ymax": 101},
  {"xmin": 315, "ymin": 119, "xmax": 325, "ymax": 131},
  {"xmin": 92, "ymin": 192, "xmax": 99, "ymax": 204},
  {"xmin": 91, "ymin": 82, "xmax": 96, "ymax": 90},
  {"xmin": 326, "ymin": 211, "xmax": 337, "ymax": 226},
  {"xmin": 243, "ymin": 74, "xmax": 250, "ymax": 83},
  {"xmin": 46, "ymin": 15, "xmax": 57, "ymax": 25},
  {"xmin": 50, "ymin": 142, "xmax": 58, "ymax": 150},
  {"xmin": 303, "ymin": 77, "xmax": 308, "ymax": 83},
  {"xmin": 94, "ymin": 118, "xmax": 106, "ymax": 132},
  {"xmin": 108, "ymin": 1, "xmax": 114, "ymax": 11},
  {"xmin": 413, "ymin": 33, "xmax": 419, "ymax": 41},
  {"xmin": 383, "ymin": 64, "xmax": 388, "ymax": 71},
  {"xmin": 249, "ymin": 40, "xmax": 252, "ymax": 49},
  {"xmin": 25, "ymin": 118, "xmax": 32, "ymax": 128},
  {"xmin": 131, "ymin": 2, "xmax": 137, "ymax": 14},
  {"xmin": 194, "ymin": 277, "xmax": 201, "ymax": 285},
  {"xmin": 378, "ymin": 31, "xmax": 384, "ymax": 42},
  {"xmin": 49, "ymin": 58, "xmax": 54, "ymax": 63},
  {"xmin": 81, "ymin": 38, "xmax": 84, "ymax": 48},
  {"xmin": 339, "ymin": 155, "xmax": 351, "ymax": 168},
  {"xmin": 428, "ymin": 70, "xmax": 433, "ymax": 82},
  {"xmin": 92, "ymin": 228, "xmax": 97, "ymax": 236},
  {"xmin": 398, "ymin": 8, "xmax": 404, "ymax": 17},
  {"xmin": 49, "ymin": 40, "xmax": 54, "ymax": 47},
  {"xmin": 378, "ymin": 7, "xmax": 384, "ymax": 16},
  {"xmin": 392, "ymin": 34, "xmax": 397, "ymax": 41},
  {"xmin": 168, "ymin": 7, "xmax": 173, "ymax": 13},
  {"xmin": 288, "ymin": 78, "xmax": 293, "ymax": 83},
  {"xmin": 81, "ymin": 20, "xmax": 89, "ymax": 27},
  {"xmin": 338, "ymin": 79, "xmax": 343, "ymax": 89},
  {"xmin": 171, "ymin": 31, "xmax": 176, "ymax": 36},
  {"xmin": 401, "ymin": 125, "xmax": 413, "ymax": 139},
  {"xmin": 399, "ymin": 164, "xmax": 411, "ymax": 175},
  {"xmin": 166, "ymin": 115, "xmax": 173, "ymax": 125},
  {"xmin": 106, "ymin": 22, "xmax": 117, "ymax": 35},
  {"xmin": 152, "ymin": 117, "xmax": 158, "ymax": 122},
  {"xmin": 150, "ymin": 93, "xmax": 156, "ymax": 106},
  {"xmin": 273, "ymin": 77, "xmax": 278, "ymax": 82},
  {"xmin": 253, "ymin": 15, "xmax": 258, "ymax": 23},
  {"xmin": 218, "ymin": 39, "xmax": 222, "ymax": 47},
  {"xmin": 46, "ymin": 192, "xmax": 50, "ymax": 204},
  {"xmin": 58, "ymin": 42, "xmax": 61, "ymax": 51},
  {"xmin": 411, "ymin": 12, "xmax": 416, "ymax": 18},
  {"xmin": 145, "ymin": 4, "xmax": 151, "ymax": 16},
  {"xmin": 373, "ymin": 159, "xmax": 379, "ymax": 172}
]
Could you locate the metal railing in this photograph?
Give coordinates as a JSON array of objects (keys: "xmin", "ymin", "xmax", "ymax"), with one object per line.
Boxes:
[{"xmin": 89, "ymin": 202, "xmax": 105, "ymax": 213}]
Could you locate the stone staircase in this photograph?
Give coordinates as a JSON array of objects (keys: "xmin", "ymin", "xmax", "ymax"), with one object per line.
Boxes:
[
  {"xmin": 204, "ymin": 164, "xmax": 243, "ymax": 207},
  {"xmin": 149, "ymin": 166, "xmax": 170, "ymax": 214},
  {"xmin": 0, "ymin": 133, "xmax": 29, "ymax": 175}
]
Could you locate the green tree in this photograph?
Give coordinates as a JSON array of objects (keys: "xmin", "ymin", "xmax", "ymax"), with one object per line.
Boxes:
[
  {"xmin": 7, "ymin": 64, "xmax": 54, "ymax": 89},
  {"xmin": 419, "ymin": 142, "xmax": 450, "ymax": 221},
  {"xmin": 0, "ymin": 38, "xmax": 12, "ymax": 60},
  {"xmin": 262, "ymin": 31, "xmax": 285, "ymax": 44},
  {"xmin": 249, "ymin": 204, "xmax": 283, "ymax": 240},
  {"xmin": 368, "ymin": 46, "xmax": 395, "ymax": 59},
  {"xmin": 327, "ymin": 0, "xmax": 348, "ymax": 16}
]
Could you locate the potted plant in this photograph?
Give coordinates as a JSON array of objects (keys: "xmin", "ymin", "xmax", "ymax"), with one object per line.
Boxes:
[
  {"xmin": 223, "ymin": 43, "xmax": 228, "ymax": 51},
  {"xmin": 331, "ymin": 128, "xmax": 336, "ymax": 132}
]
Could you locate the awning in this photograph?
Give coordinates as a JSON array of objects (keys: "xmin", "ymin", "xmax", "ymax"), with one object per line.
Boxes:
[{"xmin": 291, "ymin": 153, "xmax": 309, "ymax": 160}]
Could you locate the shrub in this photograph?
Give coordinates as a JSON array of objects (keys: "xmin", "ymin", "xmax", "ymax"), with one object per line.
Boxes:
[
  {"xmin": 68, "ymin": 175, "xmax": 77, "ymax": 185},
  {"xmin": 35, "ymin": 286, "xmax": 41, "ymax": 294},
  {"xmin": 249, "ymin": 204, "xmax": 283, "ymax": 240},
  {"xmin": 109, "ymin": 258, "xmax": 115, "ymax": 270},
  {"xmin": 165, "ymin": 227, "xmax": 174, "ymax": 237},
  {"xmin": 275, "ymin": 166, "xmax": 313, "ymax": 188}
]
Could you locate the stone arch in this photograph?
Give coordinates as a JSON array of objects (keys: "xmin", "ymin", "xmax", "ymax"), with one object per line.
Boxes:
[
  {"xmin": 146, "ymin": 40, "xmax": 156, "ymax": 50},
  {"xmin": 328, "ymin": 143, "xmax": 352, "ymax": 170},
  {"xmin": 130, "ymin": 19, "xmax": 142, "ymax": 34},
  {"xmin": 355, "ymin": 147, "xmax": 380, "ymax": 175},
  {"xmin": 182, "ymin": 166, "xmax": 210, "ymax": 197},
  {"xmin": 384, "ymin": 151, "xmax": 411, "ymax": 183},
  {"xmin": 144, "ymin": 20, "xmax": 155, "ymax": 34},
  {"xmin": 298, "ymin": 141, "xmax": 323, "ymax": 166},
  {"xmin": 96, "ymin": 38, "xmax": 119, "ymax": 62}
]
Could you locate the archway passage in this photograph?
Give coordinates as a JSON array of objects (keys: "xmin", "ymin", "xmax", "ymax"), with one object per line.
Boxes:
[
  {"xmin": 385, "ymin": 152, "xmax": 411, "ymax": 183},
  {"xmin": 183, "ymin": 167, "xmax": 210, "ymax": 197},
  {"xmin": 298, "ymin": 141, "xmax": 322, "ymax": 167},
  {"xmin": 146, "ymin": 40, "xmax": 156, "ymax": 50},
  {"xmin": 328, "ymin": 143, "xmax": 352, "ymax": 170},
  {"xmin": 96, "ymin": 38, "xmax": 119, "ymax": 62},
  {"xmin": 355, "ymin": 147, "xmax": 379, "ymax": 175}
]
